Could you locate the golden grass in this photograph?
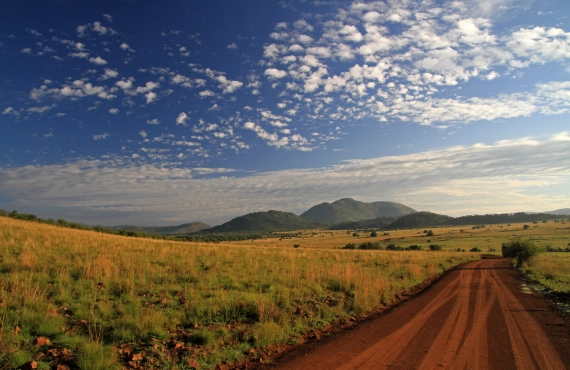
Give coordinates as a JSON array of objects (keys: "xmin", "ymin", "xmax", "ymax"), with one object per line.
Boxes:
[{"xmin": 1, "ymin": 215, "xmax": 569, "ymax": 369}]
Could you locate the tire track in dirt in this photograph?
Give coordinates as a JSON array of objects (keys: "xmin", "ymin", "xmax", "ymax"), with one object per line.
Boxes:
[{"xmin": 264, "ymin": 258, "xmax": 570, "ymax": 370}]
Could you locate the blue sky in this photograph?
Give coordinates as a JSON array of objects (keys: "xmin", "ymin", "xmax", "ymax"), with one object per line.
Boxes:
[{"xmin": 1, "ymin": 0, "xmax": 570, "ymax": 226}]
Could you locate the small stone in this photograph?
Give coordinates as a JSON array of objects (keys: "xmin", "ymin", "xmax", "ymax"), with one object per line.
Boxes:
[
  {"xmin": 131, "ymin": 353, "xmax": 143, "ymax": 361},
  {"xmin": 187, "ymin": 358, "xmax": 200, "ymax": 368},
  {"xmin": 35, "ymin": 337, "xmax": 50, "ymax": 347}
]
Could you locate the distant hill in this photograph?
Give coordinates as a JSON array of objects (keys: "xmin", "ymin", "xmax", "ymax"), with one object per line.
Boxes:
[
  {"xmin": 112, "ymin": 222, "xmax": 211, "ymax": 235},
  {"xmin": 301, "ymin": 198, "xmax": 416, "ymax": 223},
  {"xmin": 329, "ymin": 216, "xmax": 398, "ymax": 230},
  {"xmin": 382, "ymin": 211, "xmax": 565, "ymax": 230},
  {"xmin": 206, "ymin": 210, "xmax": 324, "ymax": 233},
  {"xmin": 543, "ymin": 208, "xmax": 570, "ymax": 215},
  {"xmin": 385, "ymin": 212, "xmax": 454, "ymax": 229}
]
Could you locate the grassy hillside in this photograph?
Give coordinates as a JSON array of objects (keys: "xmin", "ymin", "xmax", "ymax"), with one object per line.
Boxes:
[
  {"xmin": 112, "ymin": 222, "xmax": 211, "ymax": 235},
  {"xmin": 301, "ymin": 198, "xmax": 416, "ymax": 223},
  {"xmin": 206, "ymin": 210, "xmax": 324, "ymax": 233},
  {"xmin": 385, "ymin": 211, "xmax": 454, "ymax": 229},
  {"xmin": 329, "ymin": 216, "xmax": 397, "ymax": 230},
  {"xmin": 0, "ymin": 216, "xmax": 476, "ymax": 369}
]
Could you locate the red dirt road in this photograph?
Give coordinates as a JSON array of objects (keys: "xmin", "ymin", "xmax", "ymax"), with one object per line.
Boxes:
[{"xmin": 262, "ymin": 258, "xmax": 570, "ymax": 370}]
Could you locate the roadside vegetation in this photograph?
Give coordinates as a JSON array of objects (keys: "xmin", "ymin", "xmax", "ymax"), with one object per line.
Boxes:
[{"xmin": 0, "ymin": 216, "xmax": 478, "ymax": 369}]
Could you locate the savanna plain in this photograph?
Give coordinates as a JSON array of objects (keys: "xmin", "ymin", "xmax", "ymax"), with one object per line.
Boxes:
[{"xmin": 1, "ymin": 216, "xmax": 569, "ymax": 369}]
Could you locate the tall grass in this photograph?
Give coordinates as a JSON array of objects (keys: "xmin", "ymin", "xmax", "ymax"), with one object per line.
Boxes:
[
  {"xmin": 0, "ymin": 217, "xmax": 476, "ymax": 369},
  {"xmin": 521, "ymin": 253, "xmax": 570, "ymax": 293}
]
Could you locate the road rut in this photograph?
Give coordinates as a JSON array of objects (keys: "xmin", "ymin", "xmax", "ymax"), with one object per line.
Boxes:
[{"xmin": 263, "ymin": 258, "xmax": 570, "ymax": 370}]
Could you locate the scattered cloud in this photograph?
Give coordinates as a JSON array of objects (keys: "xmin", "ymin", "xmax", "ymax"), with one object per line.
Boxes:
[
  {"xmin": 109, "ymin": 108, "xmax": 119, "ymax": 114},
  {"xmin": 1, "ymin": 133, "xmax": 568, "ymax": 225}
]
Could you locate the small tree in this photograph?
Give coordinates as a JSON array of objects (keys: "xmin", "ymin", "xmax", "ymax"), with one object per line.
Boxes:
[
  {"xmin": 370, "ymin": 231, "xmax": 378, "ymax": 237},
  {"xmin": 504, "ymin": 237, "xmax": 540, "ymax": 267}
]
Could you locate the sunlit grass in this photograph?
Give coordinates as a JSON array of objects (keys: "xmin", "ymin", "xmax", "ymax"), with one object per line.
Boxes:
[
  {"xmin": 524, "ymin": 253, "xmax": 570, "ymax": 293},
  {"xmin": 5, "ymin": 216, "xmax": 560, "ymax": 368}
]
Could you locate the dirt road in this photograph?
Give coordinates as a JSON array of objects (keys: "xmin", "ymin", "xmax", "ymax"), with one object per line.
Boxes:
[{"xmin": 262, "ymin": 258, "xmax": 570, "ymax": 370}]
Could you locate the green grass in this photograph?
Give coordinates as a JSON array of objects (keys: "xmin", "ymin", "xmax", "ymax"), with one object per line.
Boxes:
[{"xmin": 522, "ymin": 253, "xmax": 570, "ymax": 293}]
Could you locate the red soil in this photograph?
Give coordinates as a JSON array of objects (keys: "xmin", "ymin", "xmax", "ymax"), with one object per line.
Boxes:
[{"xmin": 259, "ymin": 258, "xmax": 570, "ymax": 370}]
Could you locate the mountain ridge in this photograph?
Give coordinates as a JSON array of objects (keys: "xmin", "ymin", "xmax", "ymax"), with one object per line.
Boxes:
[{"xmin": 301, "ymin": 198, "xmax": 416, "ymax": 223}]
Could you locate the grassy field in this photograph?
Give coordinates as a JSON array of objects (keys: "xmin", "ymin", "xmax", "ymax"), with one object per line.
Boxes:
[{"xmin": 1, "ymin": 216, "xmax": 569, "ymax": 369}]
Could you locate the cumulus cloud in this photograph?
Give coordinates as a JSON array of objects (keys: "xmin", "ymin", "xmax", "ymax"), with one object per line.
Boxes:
[
  {"xmin": 109, "ymin": 108, "xmax": 119, "ymax": 114},
  {"xmin": 100, "ymin": 68, "xmax": 119, "ymax": 80},
  {"xmin": 89, "ymin": 56, "xmax": 108, "ymax": 65},
  {"xmin": 264, "ymin": 68, "xmax": 288, "ymax": 79},
  {"xmin": 176, "ymin": 112, "xmax": 190, "ymax": 125},
  {"xmin": 1, "ymin": 133, "xmax": 568, "ymax": 225},
  {"xmin": 147, "ymin": 119, "xmax": 160, "ymax": 125}
]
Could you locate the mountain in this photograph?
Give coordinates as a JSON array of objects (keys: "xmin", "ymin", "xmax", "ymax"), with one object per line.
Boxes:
[
  {"xmin": 329, "ymin": 216, "xmax": 398, "ymax": 230},
  {"xmin": 112, "ymin": 222, "xmax": 211, "ymax": 235},
  {"xmin": 206, "ymin": 210, "xmax": 324, "ymax": 233},
  {"xmin": 385, "ymin": 211, "xmax": 454, "ymax": 229},
  {"xmin": 301, "ymin": 198, "xmax": 416, "ymax": 223},
  {"xmin": 543, "ymin": 208, "xmax": 570, "ymax": 215}
]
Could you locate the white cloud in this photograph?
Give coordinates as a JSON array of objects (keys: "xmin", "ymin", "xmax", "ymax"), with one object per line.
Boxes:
[
  {"xmin": 215, "ymin": 75, "xmax": 243, "ymax": 94},
  {"xmin": 264, "ymin": 68, "xmax": 288, "ymax": 79},
  {"xmin": 2, "ymin": 107, "xmax": 20, "ymax": 116},
  {"xmin": 27, "ymin": 105, "xmax": 53, "ymax": 114},
  {"xmin": 1, "ymin": 133, "xmax": 569, "ymax": 225},
  {"xmin": 199, "ymin": 90, "xmax": 216, "ymax": 97},
  {"xmin": 100, "ymin": 68, "xmax": 119, "ymax": 80},
  {"xmin": 109, "ymin": 108, "xmax": 119, "ymax": 114},
  {"xmin": 92, "ymin": 21, "xmax": 108, "ymax": 35},
  {"xmin": 176, "ymin": 112, "xmax": 190, "ymax": 125},
  {"xmin": 89, "ymin": 56, "xmax": 108, "ymax": 65},
  {"xmin": 147, "ymin": 119, "xmax": 160, "ymax": 125},
  {"xmin": 93, "ymin": 133, "xmax": 109, "ymax": 140},
  {"xmin": 70, "ymin": 52, "xmax": 89, "ymax": 59},
  {"xmin": 103, "ymin": 14, "xmax": 113, "ymax": 22},
  {"xmin": 145, "ymin": 91, "xmax": 157, "ymax": 104},
  {"xmin": 139, "ymin": 130, "xmax": 147, "ymax": 138},
  {"xmin": 227, "ymin": 43, "xmax": 238, "ymax": 49}
]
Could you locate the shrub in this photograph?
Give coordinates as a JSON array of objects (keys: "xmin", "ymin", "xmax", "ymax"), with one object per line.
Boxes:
[
  {"xmin": 408, "ymin": 245, "xmax": 422, "ymax": 250},
  {"xmin": 429, "ymin": 244, "xmax": 442, "ymax": 251},
  {"xmin": 470, "ymin": 247, "xmax": 481, "ymax": 252},
  {"xmin": 358, "ymin": 242, "xmax": 383, "ymax": 250},
  {"xmin": 370, "ymin": 231, "xmax": 378, "ymax": 237},
  {"xmin": 503, "ymin": 237, "xmax": 541, "ymax": 267},
  {"xmin": 343, "ymin": 243, "xmax": 356, "ymax": 250},
  {"xmin": 352, "ymin": 232, "xmax": 359, "ymax": 237},
  {"xmin": 293, "ymin": 244, "xmax": 300, "ymax": 248},
  {"xmin": 385, "ymin": 243, "xmax": 403, "ymax": 251},
  {"xmin": 426, "ymin": 230, "xmax": 434, "ymax": 237}
]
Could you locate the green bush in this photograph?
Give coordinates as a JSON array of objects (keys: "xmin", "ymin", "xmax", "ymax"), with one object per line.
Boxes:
[
  {"xmin": 358, "ymin": 242, "xmax": 383, "ymax": 250},
  {"xmin": 342, "ymin": 243, "xmax": 356, "ymax": 250},
  {"xmin": 503, "ymin": 237, "xmax": 541, "ymax": 267},
  {"xmin": 429, "ymin": 244, "xmax": 442, "ymax": 251},
  {"xmin": 470, "ymin": 247, "xmax": 481, "ymax": 252},
  {"xmin": 370, "ymin": 231, "xmax": 378, "ymax": 237}
]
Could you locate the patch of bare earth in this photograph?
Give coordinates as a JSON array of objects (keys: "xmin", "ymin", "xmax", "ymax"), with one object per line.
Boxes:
[{"xmin": 255, "ymin": 258, "xmax": 570, "ymax": 370}]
